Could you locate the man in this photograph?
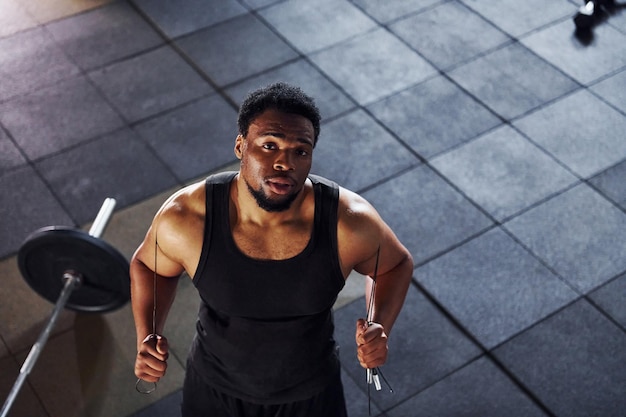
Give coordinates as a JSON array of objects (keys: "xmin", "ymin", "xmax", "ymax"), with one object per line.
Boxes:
[{"xmin": 132, "ymin": 82, "xmax": 413, "ymax": 416}]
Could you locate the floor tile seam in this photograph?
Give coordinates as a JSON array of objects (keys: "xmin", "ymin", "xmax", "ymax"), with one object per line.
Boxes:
[
  {"xmin": 586, "ymin": 66, "xmax": 626, "ymax": 117},
  {"xmin": 3, "ymin": 19, "xmax": 160, "ymax": 104},
  {"xmin": 0, "ymin": 0, "xmax": 111, "ymax": 43},
  {"xmin": 496, "ymin": 180, "xmax": 584, "ymax": 225},
  {"xmin": 376, "ymin": 354, "xmax": 553, "ymax": 416},
  {"xmin": 128, "ymin": 0, "xmax": 247, "ymax": 43},
  {"xmin": 0, "ymin": 122, "xmax": 35, "ymax": 177},
  {"xmin": 461, "ymin": 0, "xmax": 579, "ymax": 40},
  {"xmin": 35, "ymin": 1, "xmax": 168, "ymax": 74},
  {"xmin": 348, "ymin": 0, "xmax": 450, "ymax": 26},
  {"xmin": 498, "ymin": 222, "xmax": 585, "ymax": 295},
  {"xmin": 249, "ymin": 1, "xmax": 388, "ymax": 56},
  {"xmin": 509, "ymin": 101, "xmax": 626, "ymax": 189},
  {"xmin": 337, "ymin": 362, "xmax": 387, "ymax": 414},
  {"xmin": 514, "ymin": 23, "xmax": 608, "ymax": 87},
  {"xmin": 125, "ymin": 0, "xmax": 243, "ymax": 113},
  {"xmin": 15, "ymin": 155, "xmax": 83, "ymax": 229},
  {"xmin": 585, "ymin": 286, "xmax": 626, "ymax": 335},
  {"xmin": 245, "ymin": 6, "xmax": 399, "ymax": 93},
  {"xmin": 3, "ymin": 119, "xmax": 183, "ymax": 242},
  {"xmin": 406, "ymin": 280, "xmax": 559, "ymax": 416},
  {"xmin": 436, "ymin": 48, "xmax": 585, "ymax": 125},
  {"xmin": 585, "ymin": 166, "xmax": 626, "ymax": 215},
  {"xmin": 488, "ymin": 293, "xmax": 626, "ymax": 354}
]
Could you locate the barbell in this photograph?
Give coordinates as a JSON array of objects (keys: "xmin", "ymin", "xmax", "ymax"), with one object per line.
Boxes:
[{"xmin": 1, "ymin": 198, "xmax": 130, "ymax": 417}]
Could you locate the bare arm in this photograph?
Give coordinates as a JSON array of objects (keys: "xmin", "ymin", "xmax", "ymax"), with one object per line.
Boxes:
[
  {"xmin": 337, "ymin": 188, "xmax": 414, "ymax": 369},
  {"xmin": 131, "ymin": 186, "xmax": 203, "ymax": 382}
]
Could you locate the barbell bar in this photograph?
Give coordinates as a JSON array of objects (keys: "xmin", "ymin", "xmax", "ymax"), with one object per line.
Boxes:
[{"xmin": 1, "ymin": 198, "xmax": 130, "ymax": 417}]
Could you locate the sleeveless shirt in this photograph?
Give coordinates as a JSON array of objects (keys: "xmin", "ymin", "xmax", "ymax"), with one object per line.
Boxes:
[{"xmin": 189, "ymin": 171, "xmax": 346, "ymax": 404}]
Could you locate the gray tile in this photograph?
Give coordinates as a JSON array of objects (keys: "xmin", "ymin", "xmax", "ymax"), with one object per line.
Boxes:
[
  {"xmin": 224, "ymin": 59, "xmax": 356, "ymax": 121},
  {"xmin": 591, "ymin": 68, "xmax": 626, "ymax": 114},
  {"xmin": 589, "ymin": 159, "xmax": 626, "ymax": 210},
  {"xmin": 0, "ymin": 128, "xmax": 26, "ymax": 174},
  {"xmin": 0, "ymin": 0, "xmax": 38, "ymax": 38},
  {"xmin": 259, "ymin": 0, "xmax": 376, "ymax": 54},
  {"xmin": 35, "ymin": 128, "xmax": 178, "ymax": 224},
  {"xmin": 417, "ymin": 228, "xmax": 578, "ymax": 349},
  {"xmin": 432, "ymin": 125, "xmax": 579, "ymax": 221},
  {"xmin": 368, "ymin": 76, "xmax": 502, "ymax": 159},
  {"xmin": 239, "ymin": 0, "xmax": 282, "ymax": 9},
  {"xmin": 0, "ymin": 75, "xmax": 125, "ymax": 161},
  {"xmin": 46, "ymin": 1, "xmax": 163, "ymax": 71},
  {"xmin": 514, "ymin": 90, "xmax": 626, "ymax": 178},
  {"xmin": 0, "ymin": 166, "xmax": 73, "ymax": 259},
  {"xmin": 0, "ymin": 27, "xmax": 80, "ymax": 102},
  {"xmin": 589, "ymin": 273, "xmax": 626, "ymax": 330},
  {"xmin": 132, "ymin": 0, "xmax": 247, "ymax": 38},
  {"xmin": 351, "ymin": 0, "xmax": 446, "ymax": 23},
  {"xmin": 89, "ymin": 46, "xmax": 212, "ymax": 123},
  {"xmin": 334, "ymin": 286, "xmax": 482, "ymax": 411},
  {"xmin": 494, "ymin": 300, "xmax": 626, "ymax": 417},
  {"xmin": 387, "ymin": 356, "xmax": 548, "ymax": 417},
  {"xmin": 311, "ymin": 109, "xmax": 419, "ymax": 192},
  {"xmin": 129, "ymin": 390, "xmax": 182, "ymax": 417},
  {"xmin": 134, "ymin": 94, "xmax": 239, "ymax": 182},
  {"xmin": 607, "ymin": 5, "xmax": 626, "ymax": 35},
  {"xmin": 504, "ymin": 184, "xmax": 626, "ymax": 293},
  {"xmin": 449, "ymin": 42, "xmax": 579, "ymax": 120},
  {"xmin": 521, "ymin": 19, "xmax": 626, "ymax": 85},
  {"xmin": 460, "ymin": 0, "xmax": 576, "ymax": 37},
  {"xmin": 0, "ymin": 356, "xmax": 48, "ymax": 417},
  {"xmin": 361, "ymin": 165, "xmax": 494, "ymax": 265},
  {"xmin": 176, "ymin": 14, "xmax": 298, "ymax": 87},
  {"xmin": 341, "ymin": 369, "xmax": 384, "ymax": 417},
  {"xmin": 0, "ymin": 335, "xmax": 7, "ymax": 359},
  {"xmin": 310, "ymin": 28, "xmax": 438, "ymax": 105},
  {"xmin": 390, "ymin": 2, "xmax": 511, "ymax": 70},
  {"xmin": 20, "ymin": 322, "xmax": 183, "ymax": 417}
]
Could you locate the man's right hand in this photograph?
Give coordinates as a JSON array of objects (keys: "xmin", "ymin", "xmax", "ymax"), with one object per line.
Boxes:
[{"xmin": 135, "ymin": 334, "xmax": 169, "ymax": 383}]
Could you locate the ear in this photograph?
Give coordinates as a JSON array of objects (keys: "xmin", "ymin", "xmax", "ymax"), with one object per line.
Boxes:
[{"xmin": 234, "ymin": 134, "xmax": 244, "ymax": 160}]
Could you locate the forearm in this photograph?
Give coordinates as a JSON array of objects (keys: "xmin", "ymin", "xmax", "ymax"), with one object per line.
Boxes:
[
  {"xmin": 367, "ymin": 254, "xmax": 413, "ymax": 336},
  {"xmin": 130, "ymin": 257, "xmax": 179, "ymax": 349}
]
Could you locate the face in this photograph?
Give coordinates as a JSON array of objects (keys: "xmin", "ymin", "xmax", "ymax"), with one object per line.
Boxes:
[{"xmin": 235, "ymin": 109, "xmax": 315, "ymax": 212}]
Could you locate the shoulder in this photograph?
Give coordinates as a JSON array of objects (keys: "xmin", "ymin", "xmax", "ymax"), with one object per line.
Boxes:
[
  {"xmin": 159, "ymin": 180, "xmax": 206, "ymax": 225},
  {"xmin": 338, "ymin": 187, "xmax": 380, "ymax": 229},
  {"xmin": 153, "ymin": 180, "xmax": 206, "ymax": 259},
  {"xmin": 335, "ymin": 187, "xmax": 385, "ymax": 272}
]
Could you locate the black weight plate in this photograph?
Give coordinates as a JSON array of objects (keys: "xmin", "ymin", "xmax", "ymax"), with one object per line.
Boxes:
[{"xmin": 18, "ymin": 226, "xmax": 130, "ymax": 313}]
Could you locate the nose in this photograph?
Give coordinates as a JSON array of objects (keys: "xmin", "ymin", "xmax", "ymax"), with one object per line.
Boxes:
[{"xmin": 273, "ymin": 150, "xmax": 295, "ymax": 171}]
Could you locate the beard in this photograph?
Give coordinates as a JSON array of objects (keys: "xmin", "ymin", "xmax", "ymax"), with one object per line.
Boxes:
[{"xmin": 245, "ymin": 179, "xmax": 299, "ymax": 212}]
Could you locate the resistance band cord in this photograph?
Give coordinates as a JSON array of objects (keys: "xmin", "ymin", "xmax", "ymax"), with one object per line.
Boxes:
[
  {"xmin": 152, "ymin": 235, "xmax": 157, "ymax": 337},
  {"xmin": 366, "ymin": 246, "xmax": 393, "ymax": 416}
]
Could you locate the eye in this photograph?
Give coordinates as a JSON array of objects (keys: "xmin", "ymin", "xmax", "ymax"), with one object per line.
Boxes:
[
  {"xmin": 262, "ymin": 142, "xmax": 277, "ymax": 150},
  {"xmin": 296, "ymin": 149, "xmax": 310, "ymax": 157}
]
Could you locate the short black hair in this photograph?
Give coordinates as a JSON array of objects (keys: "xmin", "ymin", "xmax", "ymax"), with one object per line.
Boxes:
[{"xmin": 237, "ymin": 82, "xmax": 321, "ymax": 146}]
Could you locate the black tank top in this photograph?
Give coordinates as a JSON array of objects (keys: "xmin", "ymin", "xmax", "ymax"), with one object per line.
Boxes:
[{"xmin": 189, "ymin": 171, "xmax": 345, "ymax": 404}]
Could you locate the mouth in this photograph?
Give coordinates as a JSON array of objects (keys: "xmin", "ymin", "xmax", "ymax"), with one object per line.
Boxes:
[{"xmin": 265, "ymin": 176, "xmax": 296, "ymax": 195}]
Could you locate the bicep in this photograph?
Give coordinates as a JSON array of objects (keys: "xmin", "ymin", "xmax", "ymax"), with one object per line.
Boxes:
[{"xmin": 338, "ymin": 189, "xmax": 410, "ymax": 278}]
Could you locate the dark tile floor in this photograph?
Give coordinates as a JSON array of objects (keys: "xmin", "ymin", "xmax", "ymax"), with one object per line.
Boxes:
[{"xmin": 1, "ymin": 0, "xmax": 626, "ymax": 416}]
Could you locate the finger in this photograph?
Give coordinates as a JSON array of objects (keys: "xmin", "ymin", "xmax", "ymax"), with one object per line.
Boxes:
[
  {"xmin": 140, "ymin": 336, "xmax": 168, "ymax": 361},
  {"xmin": 355, "ymin": 318, "xmax": 367, "ymax": 342},
  {"xmin": 360, "ymin": 323, "xmax": 385, "ymax": 344},
  {"xmin": 156, "ymin": 335, "xmax": 169, "ymax": 357},
  {"xmin": 357, "ymin": 346, "xmax": 388, "ymax": 369},
  {"xmin": 135, "ymin": 353, "xmax": 168, "ymax": 380}
]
